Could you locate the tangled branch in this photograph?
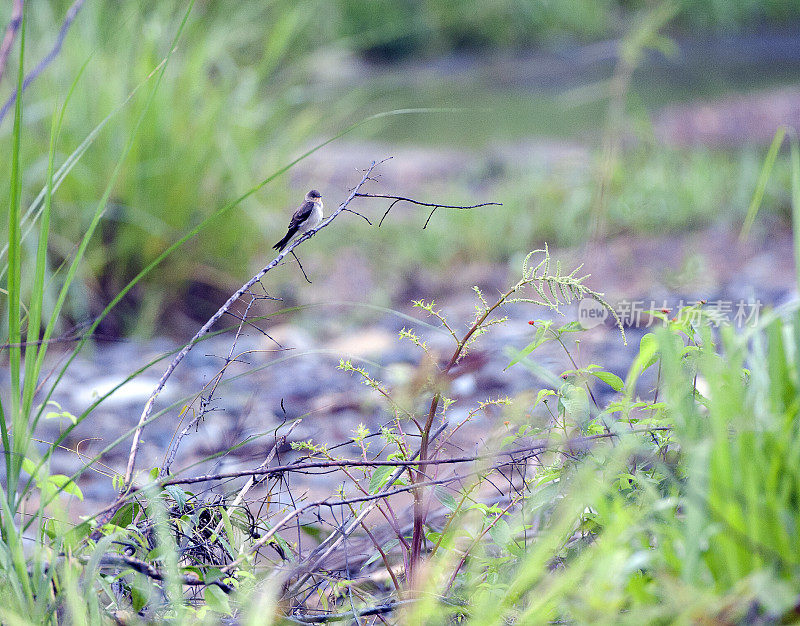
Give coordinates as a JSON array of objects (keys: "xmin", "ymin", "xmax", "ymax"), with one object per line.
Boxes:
[{"xmin": 116, "ymin": 158, "xmax": 504, "ymax": 515}]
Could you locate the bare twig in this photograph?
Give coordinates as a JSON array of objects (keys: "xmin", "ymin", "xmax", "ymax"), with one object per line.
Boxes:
[
  {"xmin": 354, "ymin": 193, "xmax": 502, "ymax": 228},
  {"xmin": 0, "ymin": 0, "xmax": 23, "ymax": 86},
  {"xmin": 207, "ymin": 419, "xmax": 302, "ymax": 539},
  {"xmin": 291, "ymin": 250, "xmax": 312, "ymax": 283},
  {"xmin": 159, "ymin": 292, "xmax": 262, "ymax": 476},
  {"xmin": 341, "ymin": 207, "xmax": 372, "ymax": 225},
  {"xmin": 0, "ymin": 0, "xmax": 86, "ymax": 125}
]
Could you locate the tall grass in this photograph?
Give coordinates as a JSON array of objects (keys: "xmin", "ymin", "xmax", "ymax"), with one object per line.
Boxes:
[{"xmin": 0, "ymin": 4, "xmax": 199, "ymax": 621}]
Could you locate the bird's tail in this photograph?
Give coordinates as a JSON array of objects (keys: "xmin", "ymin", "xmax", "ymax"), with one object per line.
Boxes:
[{"xmin": 273, "ymin": 228, "xmax": 296, "ymax": 252}]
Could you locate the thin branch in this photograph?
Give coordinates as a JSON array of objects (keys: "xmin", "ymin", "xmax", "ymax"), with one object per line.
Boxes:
[
  {"xmin": 208, "ymin": 420, "xmax": 302, "ymax": 539},
  {"xmin": 423, "ymin": 206, "xmax": 439, "ymax": 229},
  {"xmin": 0, "ymin": 0, "xmax": 23, "ymax": 86},
  {"xmin": 341, "ymin": 207, "xmax": 372, "ymax": 225},
  {"xmin": 354, "ymin": 193, "xmax": 502, "ymax": 228},
  {"xmin": 156, "ymin": 428, "xmax": 668, "ymax": 487},
  {"xmin": 86, "ymin": 554, "xmax": 234, "ymax": 593},
  {"xmin": 291, "ymin": 250, "xmax": 312, "ymax": 284},
  {"xmin": 159, "ymin": 293, "xmax": 260, "ymax": 477},
  {"xmin": 378, "ymin": 199, "xmax": 402, "ymax": 227},
  {"xmin": 0, "ymin": 0, "xmax": 86, "ymax": 125},
  {"xmin": 289, "ymin": 600, "xmax": 414, "ymax": 623}
]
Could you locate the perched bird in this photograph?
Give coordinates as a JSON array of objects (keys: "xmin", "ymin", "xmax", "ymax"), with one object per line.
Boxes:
[{"xmin": 273, "ymin": 189, "xmax": 324, "ymax": 252}]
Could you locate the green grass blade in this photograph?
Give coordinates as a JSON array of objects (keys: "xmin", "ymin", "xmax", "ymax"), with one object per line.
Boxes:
[
  {"xmin": 20, "ymin": 106, "xmax": 59, "ymax": 423},
  {"xmin": 789, "ymin": 132, "xmax": 800, "ymax": 294},
  {"xmin": 5, "ymin": 6, "xmax": 26, "ymax": 500},
  {"xmin": 739, "ymin": 126, "xmax": 786, "ymax": 241},
  {"xmin": 21, "ymin": 3, "xmax": 196, "ymax": 451}
]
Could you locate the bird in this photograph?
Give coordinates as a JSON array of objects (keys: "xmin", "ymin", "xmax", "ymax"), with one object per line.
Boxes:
[{"xmin": 273, "ymin": 189, "xmax": 324, "ymax": 252}]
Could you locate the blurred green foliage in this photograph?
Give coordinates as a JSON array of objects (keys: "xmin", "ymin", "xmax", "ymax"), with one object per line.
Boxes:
[{"xmin": 334, "ymin": 0, "xmax": 800, "ymax": 60}]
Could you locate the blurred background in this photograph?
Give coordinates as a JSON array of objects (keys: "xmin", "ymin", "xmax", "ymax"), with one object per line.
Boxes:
[
  {"xmin": 1, "ymin": 0, "xmax": 799, "ymax": 337},
  {"xmin": 2, "ymin": 1, "xmax": 800, "ymax": 503}
]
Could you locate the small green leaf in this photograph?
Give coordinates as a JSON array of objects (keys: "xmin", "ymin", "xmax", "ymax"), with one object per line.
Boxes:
[
  {"xmin": 147, "ymin": 544, "xmax": 169, "ymax": 562},
  {"xmin": 131, "ymin": 582, "xmax": 149, "ymax": 613},
  {"xmin": 533, "ymin": 388, "xmax": 556, "ymax": 409},
  {"xmin": 109, "ymin": 503, "xmax": 139, "ymax": 528},
  {"xmin": 164, "ymin": 485, "xmax": 187, "ymax": 510},
  {"xmin": 204, "ymin": 568, "xmax": 224, "ymax": 583},
  {"xmin": 221, "ymin": 508, "xmax": 235, "ymax": 549},
  {"xmin": 559, "ymin": 384, "xmax": 590, "ymax": 425},
  {"xmin": 204, "ymin": 585, "xmax": 231, "ymax": 614},
  {"xmin": 48, "ymin": 474, "xmax": 84, "ymax": 500},
  {"xmin": 63, "ymin": 521, "xmax": 92, "ymax": 548},
  {"xmin": 112, "ymin": 474, "xmax": 125, "ymax": 492},
  {"xmin": 43, "ymin": 519, "xmax": 57, "ymax": 540},
  {"xmin": 435, "ymin": 486, "xmax": 458, "ymax": 512},
  {"xmin": 625, "ymin": 333, "xmax": 659, "ymax": 393},
  {"xmin": 43, "ymin": 401, "xmax": 78, "ymax": 424},
  {"xmin": 506, "ymin": 321, "xmax": 553, "ymax": 369},
  {"xmin": 21, "ymin": 457, "xmax": 38, "ymax": 479},
  {"xmin": 555, "ymin": 320, "xmax": 584, "ymax": 335},
  {"xmin": 591, "ymin": 371, "xmax": 624, "ymax": 391},
  {"xmin": 369, "ymin": 466, "xmax": 395, "ymax": 493},
  {"xmin": 489, "ymin": 518, "xmax": 512, "ymax": 547}
]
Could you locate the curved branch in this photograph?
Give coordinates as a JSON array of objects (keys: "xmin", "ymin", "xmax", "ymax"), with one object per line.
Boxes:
[
  {"xmin": 378, "ymin": 199, "xmax": 402, "ymax": 227},
  {"xmin": 423, "ymin": 206, "xmax": 439, "ymax": 229}
]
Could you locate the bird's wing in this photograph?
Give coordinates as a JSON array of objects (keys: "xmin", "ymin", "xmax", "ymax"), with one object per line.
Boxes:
[{"xmin": 288, "ymin": 201, "xmax": 315, "ymax": 230}]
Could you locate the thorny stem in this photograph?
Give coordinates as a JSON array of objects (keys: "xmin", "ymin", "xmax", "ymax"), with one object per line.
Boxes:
[{"xmin": 410, "ymin": 280, "xmax": 522, "ymax": 583}]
